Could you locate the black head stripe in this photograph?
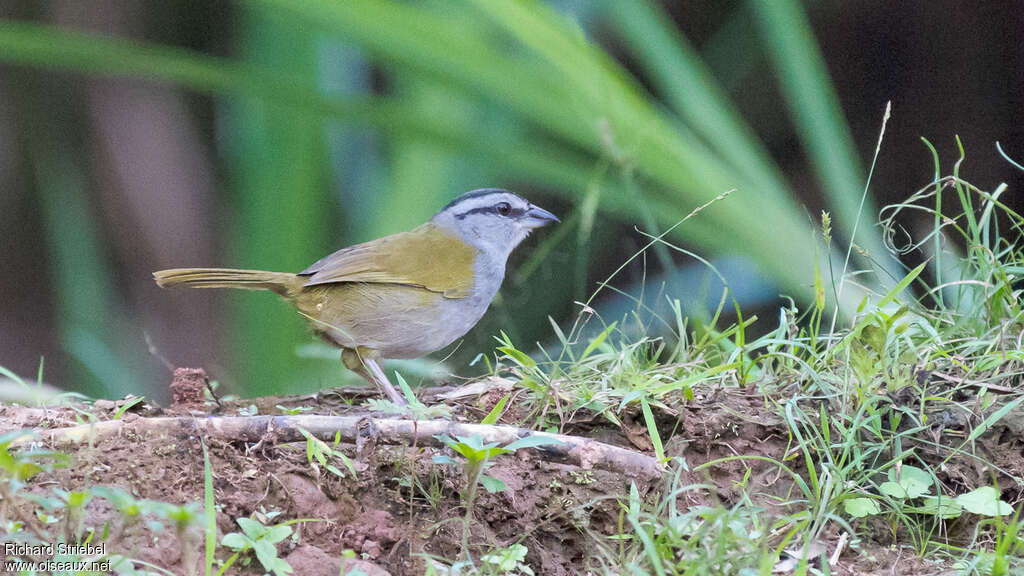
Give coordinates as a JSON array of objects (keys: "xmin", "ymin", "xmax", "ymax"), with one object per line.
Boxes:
[{"xmin": 441, "ymin": 188, "xmax": 510, "ymax": 212}]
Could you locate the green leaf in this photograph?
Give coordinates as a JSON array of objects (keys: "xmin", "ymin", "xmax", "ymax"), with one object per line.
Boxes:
[
  {"xmin": 956, "ymin": 486, "xmax": 1013, "ymax": 517},
  {"xmin": 252, "ymin": 539, "xmax": 280, "ymax": 572},
  {"xmin": 113, "ymin": 396, "xmax": 145, "ymax": 420},
  {"xmin": 498, "ymin": 346, "xmax": 536, "ymax": 369},
  {"xmin": 457, "ymin": 434, "xmax": 490, "ymax": 452},
  {"xmin": 481, "ymin": 394, "xmax": 510, "ymax": 425},
  {"xmin": 878, "ymin": 481, "xmax": 907, "ymax": 499},
  {"xmin": 92, "ymin": 486, "xmax": 138, "ymax": 515},
  {"xmin": 909, "ymin": 496, "xmax": 963, "ymax": 519},
  {"xmin": 237, "ymin": 517, "xmax": 266, "ymax": 540},
  {"xmin": 432, "ymin": 455, "xmax": 457, "ymax": 466},
  {"xmin": 876, "ymin": 262, "xmax": 927, "ymax": 310},
  {"xmin": 843, "ymin": 497, "xmax": 880, "ymax": 518},
  {"xmin": 452, "ymin": 434, "xmax": 506, "ymax": 460},
  {"xmin": 965, "ymin": 395, "xmax": 1024, "ymax": 445},
  {"xmin": 885, "ymin": 465, "xmax": 932, "ymax": 499},
  {"xmin": 628, "ymin": 481, "xmax": 641, "ymax": 520},
  {"xmin": 0, "ymin": 450, "xmax": 40, "ymax": 481},
  {"xmin": 641, "ymin": 398, "xmax": 666, "ymax": 464},
  {"xmin": 860, "ymin": 323, "xmax": 886, "ymax": 353},
  {"xmin": 479, "ymin": 474, "xmax": 507, "ymax": 493},
  {"xmin": 618, "ymin": 389, "xmax": 646, "ymax": 411},
  {"xmin": 269, "ymin": 556, "xmax": 294, "ymax": 576},
  {"xmin": 434, "ymin": 433, "xmax": 457, "ymax": 449},
  {"xmin": 503, "ymin": 434, "xmax": 563, "ymax": 452},
  {"xmin": 0, "ymin": 365, "xmax": 27, "ymax": 388},
  {"xmin": 394, "ymin": 372, "xmax": 423, "ymax": 409},
  {"xmin": 264, "ymin": 524, "xmax": 293, "ymax": 544},
  {"xmin": 66, "ymin": 490, "xmax": 91, "ymax": 508},
  {"xmin": 220, "ymin": 532, "xmax": 251, "ymax": 551},
  {"xmin": 579, "ymin": 321, "xmax": 616, "ymax": 361}
]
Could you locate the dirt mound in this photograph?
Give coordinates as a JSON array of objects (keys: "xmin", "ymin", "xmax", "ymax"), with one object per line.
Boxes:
[
  {"xmin": 3, "ymin": 371, "xmax": 1021, "ymax": 574},
  {"xmin": 0, "ymin": 381, "xmax": 662, "ymax": 574}
]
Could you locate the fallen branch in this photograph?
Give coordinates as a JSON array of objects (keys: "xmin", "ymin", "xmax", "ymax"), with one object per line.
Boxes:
[{"xmin": 18, "ymin": 415, "xmax": 664, "ymax": 482}]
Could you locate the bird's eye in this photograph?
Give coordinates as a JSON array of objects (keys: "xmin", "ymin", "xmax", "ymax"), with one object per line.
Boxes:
[{"xmin": 496, "ymin": 202, "xmax": 512, "ymax": 216}]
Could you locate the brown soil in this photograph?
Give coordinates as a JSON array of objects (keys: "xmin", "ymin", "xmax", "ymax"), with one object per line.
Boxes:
[{"xmin": 2, "ymin": 371, "xmax": 1022, "ymax": 575}]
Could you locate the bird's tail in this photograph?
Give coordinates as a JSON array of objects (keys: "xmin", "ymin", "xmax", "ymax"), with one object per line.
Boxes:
[{"xmin": 153, "ymin": 268, "xmax": 300, "ymax": 296}]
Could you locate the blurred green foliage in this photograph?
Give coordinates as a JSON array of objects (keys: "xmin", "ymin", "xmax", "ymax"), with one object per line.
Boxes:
[
  {"xmin": 0, "ymin": 0, "xmax": 896, "ymax": 397},
  {"xmin": 226, "ymin": 5, "xmax": 329, "ymax": 394}
]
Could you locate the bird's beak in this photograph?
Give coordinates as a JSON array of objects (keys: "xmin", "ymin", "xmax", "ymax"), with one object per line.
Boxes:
[{"xmin": 523, "ymin": 204, "xmax": 560, "ymax": 228}]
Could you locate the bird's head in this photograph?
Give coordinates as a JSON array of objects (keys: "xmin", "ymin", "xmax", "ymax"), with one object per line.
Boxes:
[{"xmin": 431, "ymin": 188, "xmax": 559, "ymax": 260}]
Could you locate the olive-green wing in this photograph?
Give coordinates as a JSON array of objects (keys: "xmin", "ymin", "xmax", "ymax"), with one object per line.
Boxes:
[{"xmin": 300, "ymin": 223, "xmax": 476, "ymax": 299}]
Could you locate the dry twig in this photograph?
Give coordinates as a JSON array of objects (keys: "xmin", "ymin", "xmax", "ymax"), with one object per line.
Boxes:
[{"xmin": 17, "ymin": 415, "xmax": 663, "ymax": 482}]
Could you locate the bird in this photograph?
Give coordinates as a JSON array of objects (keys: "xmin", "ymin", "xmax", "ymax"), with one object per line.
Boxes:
[{"xmin": 153, "ymin": 188, "xmax": 559, "ymax": 405}]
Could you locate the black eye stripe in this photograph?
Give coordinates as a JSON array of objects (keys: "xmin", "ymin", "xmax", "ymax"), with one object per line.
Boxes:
[{"xmin": 453, "ymin": 205, "xmax": 527, "ymax": 220}]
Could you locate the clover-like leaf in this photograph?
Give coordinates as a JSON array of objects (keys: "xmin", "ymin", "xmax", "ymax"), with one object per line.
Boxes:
[
  {"xmin": 885, "ymin": 465, "xmax": 932, "ymax": 499},
  {"xmin": 844, "ymin": 497, "xmax": 881, "ymax": 518},
  {"xmin": 878, "ymin": 481, "xmax": 906, "ymax": 499},
  {"xmin": 956, "ymin": 486, "xmax": 1012, "ymax": 517}
]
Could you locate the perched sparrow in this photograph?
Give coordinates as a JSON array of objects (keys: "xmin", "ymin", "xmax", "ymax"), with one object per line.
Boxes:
[{"xmin": 154, "ymin": 188, "xmax": 558, "ymax": 404}]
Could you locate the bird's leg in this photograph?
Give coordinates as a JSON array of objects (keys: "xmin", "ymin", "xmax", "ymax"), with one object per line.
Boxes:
[
  {"xmin": 364, "ymin": 358, "xmax": 408, "ymax": 406},
  {"xmin": 342, "ymin": 348, "xmax": 407, "ymax": 406}
]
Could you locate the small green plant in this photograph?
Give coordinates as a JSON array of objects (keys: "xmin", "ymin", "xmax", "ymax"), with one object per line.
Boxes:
[
  {"xmin": 480, "ymin": 544, "xmax": 534, "ymax": 575},
  {"xmin": 92, "ymin": 486, "xmax": 142, "ymax": 520},
  {"xmin": 0, "ymin": 430, "xmax": 70, "ymax": 539},
  {"xmin": 424, "ymin": 543, "xmax": 534, "ymax": 576},
  {"xmin": 113, "ymin": 395, "xmax": 146, "ymax": 419},
  {"xmin": 296, "ymin": 426, "xmax": 357, "ymax": 479},
  {"xmin": 219, "ymin": 516, "xmax": 295, "ymax": 576},
  {"xmin": 339, "ymin": 549, "xmax": 367, "ymax": 576},
  {"xmin": 0, "ymin": 430, "xmax": 70, "ymax": 483},
  {"xmin": 366, "ymin": 372, "xmax": 451, "ymax": 420},
  {"xmin": 434, "ymin": 433, "xmax": 561, "ymax": 561},
  {"xmin": 846, "ymin": 463, "xmax": 1013, "ymax": 532},
  {"xmin": 54, "ymin": 488, "xmax": 92, "ymax": 542},
  {"xmin": 147, "ymin": 501, "xmax": 203, "ymax": 576},
  {"xmin": 615, "ymin": 473, "xmax": 775, "ymax": 575}
]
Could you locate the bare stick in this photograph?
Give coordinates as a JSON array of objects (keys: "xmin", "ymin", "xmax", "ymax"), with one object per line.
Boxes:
[{"xmin": 18, "ymin": 415, "xmax": 663, "ymax": 482}]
